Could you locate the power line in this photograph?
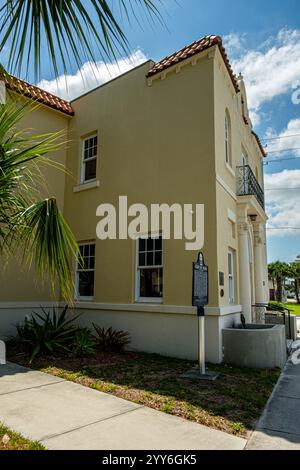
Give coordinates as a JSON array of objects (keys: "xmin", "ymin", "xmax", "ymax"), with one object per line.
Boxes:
[
  {"xmin": 264, "ymin": 156, "xmax": 300, "ymax": 164},
  {"xmin": 266, "ymin": 147, "xmax": 300, "ymax": 154},
  {"xmin": 262, "ymin": 133, "xmax": 300, "ymax": 142},
  {"xmin": 266, "ymin": 227, "xmax": 300, "ymax": 231},
  {"xmin": 265, "ymin": 187, "xmax": 300, "ymax": 191}
]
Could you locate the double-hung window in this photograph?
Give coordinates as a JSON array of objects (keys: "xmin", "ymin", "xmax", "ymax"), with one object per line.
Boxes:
[
  {"xmin": 81, "ymin": 135, "xmax": 97, "ymax": 183},
  {"xmin": 76, "ymin": 243, "xmax": 95, "ymax": 300},
  {"xmin": 136, "ymin": 236, "xmax": 163, "ymax": 301},
  {"xmin": 228, "ymin": 249, "xmax": 235, "ymax": 305}
]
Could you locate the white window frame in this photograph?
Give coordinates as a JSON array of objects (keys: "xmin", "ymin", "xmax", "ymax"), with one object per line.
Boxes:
[
  {"xmin": 75, "ymin": 242, "xmax": 95, "ymax": 301},
  {"xmin": 81, "ymin": 134, "xmax": 98, "ymax": 184},
  {"xmin": 135, "ymin": 235, "xmax": 163, "ymax": 303},
  {"xmin": 228, "ymin": 249, "xmax": 235, "ymax": 305}
]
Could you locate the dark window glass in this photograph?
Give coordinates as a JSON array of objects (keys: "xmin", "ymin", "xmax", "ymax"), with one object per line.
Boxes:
[
  {"xmin": 155, "ymin": 238, "xmax": 162, "ymax": 251},
  {"xmin": 140, "ymin": 268, "xmax": 163, "ymax": 298},
  {"xmin": 139, "ymin": 252, "xmax": 145, "ymax": 266},
  {"xmin": 78, "ymin": 271, "xmax": 94, "ymax": 297},
  {"xmin": 84, "ymin": 158, "xmax": 96, "ymax": 181},
  {"xmin": 155, "ymin": 251, "xmax": 162, "ymax": 266},
  {"xmin": 139, "ymin": 238, "xmax": 146, "ymax": 252},
  {"xmin": 147, "ymin": 238, "xmax": 154, "ymax": 251},
  {"xmin": 146, "ymin": 251, "xmax": 154, "ymax": 266}
]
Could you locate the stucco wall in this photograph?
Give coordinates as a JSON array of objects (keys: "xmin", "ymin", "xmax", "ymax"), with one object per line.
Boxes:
[{"xmin": 64, "ymin": 57, "xmax": 219, "ymax": 307}]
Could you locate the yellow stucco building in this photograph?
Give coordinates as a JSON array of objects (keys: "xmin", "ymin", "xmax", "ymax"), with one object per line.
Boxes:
[{"xmin": 0, "ymin": 35, "xmax": 269, "ymax": 363}]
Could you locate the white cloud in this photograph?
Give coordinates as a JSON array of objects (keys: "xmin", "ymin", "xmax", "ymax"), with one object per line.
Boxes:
[
  {"xmin": 230, "ymin": 28, "xmax": 300, "ymax": 125},
  {"xmin": 264, "ymin": 118, "xmax": 300, "ymax": 157},
  {"xmin": 223, "ymin": 33, "xmax": 246, "ymax": 56},
  {"xmin": 265, "ymin": 169, "xmax": 300, "ymax": 237},
  {"xmin": 37, "ymin": 50, "xmax": 148, "ymax": 101}
]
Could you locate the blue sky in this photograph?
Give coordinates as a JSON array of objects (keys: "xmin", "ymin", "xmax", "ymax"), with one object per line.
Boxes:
[{"xmin": 8, "ymin": 0, "xmax": 300, "ymax": 263}]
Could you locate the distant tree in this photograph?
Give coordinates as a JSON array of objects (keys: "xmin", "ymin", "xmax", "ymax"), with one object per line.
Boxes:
[
  {"xmin": 290, "ymin": 261, "xmax": 300, "ymax": 304},
  {"xmin": 268, "ymin": 261, "xmax": 291, "ymax": 303}
]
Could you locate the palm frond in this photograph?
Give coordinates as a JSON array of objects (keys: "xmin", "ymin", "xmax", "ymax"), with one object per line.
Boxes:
[
  {"xmin": 0, "ymin": 100, "xmax": 78, "ymax": 302},
  {"xmin": 17, "ymin": 197, "xmax": 78, "ymax": 302},
  {"xmin": 0, "ymin": 0, "xmax": 162, "ymax": 78}
]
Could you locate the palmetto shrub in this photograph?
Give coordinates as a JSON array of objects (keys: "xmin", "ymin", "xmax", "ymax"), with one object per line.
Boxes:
[
  {"xmin": 92, "ymin": 324, "xmax": 131, "ymax": 352},
  {"xmin": 15, "ymin": 305, "xmax": 79, "ymax": 362},
  {"xmin": 71, "ymin": 328, "xmax": 97, "ymax": 357}
]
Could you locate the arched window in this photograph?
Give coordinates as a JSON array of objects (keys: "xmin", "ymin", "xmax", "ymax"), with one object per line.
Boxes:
[{"xmin": 225, "ymin": 110, "xmax": 232, "ymax": 166}]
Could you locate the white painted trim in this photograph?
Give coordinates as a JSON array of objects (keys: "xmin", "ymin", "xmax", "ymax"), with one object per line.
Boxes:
[
  {"xmin": 80, "ymin": 134, "xmax": 98, "ymax": 184},
  {"xmin": 72, "ymin": 302, "xmax": 242, "ymax": 317},
  {"xmin": 0, "ymin": 302, "xmax": 60, "ymax": 309},
  {"xmin": 225, "ymin": 162, "xmax": 236, "ymax": 178},
  {"xmin": 227, "ymin": 208, "xmax": 236, "ymax": 223},
  {"xmin": 0, "ymin": 302, "xmax": 242, "ymax": 317},
  {"xmin": 216, "ymin": 175, "xmax": 237, "ymax": 201},
  {"xmin": 73, "ymin": 180, "xmax": 100, "ymax": 193},
  {"xmin": 135, "ymin": 234, "xmax": 163, "ymax": 303}
]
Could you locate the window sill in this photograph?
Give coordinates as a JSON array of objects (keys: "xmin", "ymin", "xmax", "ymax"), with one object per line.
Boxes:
[
  {"xmin": 75, "ymin": 297, "xmax": 94, "ymax": 302},
  {"xmin": 225, "ymin": 162, "xmax": 235, "ymax": 178},
  {"xmin": 135, "ymin": 298, "xmax": 163, "ymax": 304},
  {"xmin": 73, "ymin": 180, "xmax": 100, "ymax": 193}
]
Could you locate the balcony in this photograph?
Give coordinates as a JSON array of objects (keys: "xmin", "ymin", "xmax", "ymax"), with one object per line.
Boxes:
[{"xmin": 236, "ymin": 165, "xmax": 265, "ymax": 210}]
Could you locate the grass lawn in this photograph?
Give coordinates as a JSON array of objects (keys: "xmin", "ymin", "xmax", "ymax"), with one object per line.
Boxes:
[
  {"xmin": 285, "ymin": 303, "xmax": 300, "ymax": 316},
  {"xmin": 7, "ymin": 348, "xmax": 280, "ymax": 438},
  {"xmin": 0, "ymin": 423, "xmax": 45, "ymax": 450}
]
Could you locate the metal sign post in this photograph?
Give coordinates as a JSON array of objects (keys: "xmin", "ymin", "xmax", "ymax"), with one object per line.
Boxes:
[{"xmin": 181, "ymin": 253, "xmax": 219, "ymax": 381}]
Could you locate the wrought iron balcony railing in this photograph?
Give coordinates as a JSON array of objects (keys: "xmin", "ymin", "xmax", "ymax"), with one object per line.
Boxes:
[{"xmin": 236, "ymin": 165, "xmax": 265, "ymax": 210}]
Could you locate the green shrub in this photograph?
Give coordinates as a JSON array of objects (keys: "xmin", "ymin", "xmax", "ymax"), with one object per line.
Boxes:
[
  {"xmin": 15, "ymin": 305, "xmax": 79, "ymax": 362},
  {"xmin": 268, "ymin": 301, "xmax": 287, "ymax": 311},
  {"xmin": 92, "ymin": 324, "xmax": 131, "ymax": 352},
  {"xmin": 71, "ymin": 328, "xmax": 97, "ymax": 357}
]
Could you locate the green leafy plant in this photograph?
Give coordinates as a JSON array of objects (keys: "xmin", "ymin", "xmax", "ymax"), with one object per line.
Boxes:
[
  {"xmin": 92, "ymin": 324, "xmax": 131, "ymax": 352},
  {"xmin": 71, "ymin": 328, "xmax": 97, "ymax": 357},
  {"xmin": 15, "ymin": 305, "xmax": 80, "ymax": 362},
  {"xmin": 0, "ymin": 99, "xmax": 78, "ymax": 301},
  {"xmin": 268, "ymin": 301, "xmax": 288, "ymax": 312}
]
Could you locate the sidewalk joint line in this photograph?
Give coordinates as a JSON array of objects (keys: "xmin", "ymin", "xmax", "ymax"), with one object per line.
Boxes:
[
  {"xmin": 40, "ymin": 405, "xmax": 144, "ymax": 442},
  {"xmin": 0, "ymin": 379, "xmax": 65, "ymax": 396}
]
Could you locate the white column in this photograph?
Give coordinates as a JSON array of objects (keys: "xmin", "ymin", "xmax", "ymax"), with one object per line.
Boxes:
[
  {"xmin": 253, "ymin": 223, "xmax": 266, "ymax": 304},
  {"xmin": 238, "ymin": 208, "xmax": 252, "ymax": 323}
]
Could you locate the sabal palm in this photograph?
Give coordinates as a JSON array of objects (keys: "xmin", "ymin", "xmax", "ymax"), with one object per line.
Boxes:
[
  {"xmin": 268, "ymin": 261, "xmax": 291, "ymax": 302},
  {"xmin": 0, "ymin": 99, "xmax": 77, "ymax": 301},
  {"xmin": 0, "ymin": 0, "xmax": 161, "ymax": 78},
  {"xmin": 290, "ymin": 261, "xmax": 300, "ymax": 304}
]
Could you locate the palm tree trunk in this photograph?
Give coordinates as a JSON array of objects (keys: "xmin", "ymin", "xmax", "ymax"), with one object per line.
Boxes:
[{"xmin": 276, "ymin": 276, "xmax": 283, "ymax": 303}]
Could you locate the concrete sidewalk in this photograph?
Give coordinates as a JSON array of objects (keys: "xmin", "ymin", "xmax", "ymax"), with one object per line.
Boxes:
[
  {"xmin": 247, "ymin": 357, "xmax": 300, "ymax": 450},
  {"xmin": 0, "ymin": 362, "xmax": 246, "ymax": 450}
]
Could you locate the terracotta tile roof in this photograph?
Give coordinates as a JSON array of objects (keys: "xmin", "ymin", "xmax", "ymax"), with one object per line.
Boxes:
[
  {"xmin": 1, "ymin": 72, "xmax": 74, "ymax": 116},
  {"xmin": 147, "ymin": 35, "xmax": 239, "ymax": 92},
  {"xmin": 252, "ymin": 131, "xmax": 267, "ymax": 157}
]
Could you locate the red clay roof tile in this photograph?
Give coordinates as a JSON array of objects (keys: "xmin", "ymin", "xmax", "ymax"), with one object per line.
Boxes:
[
  {"xmin": 147, "ymin": 35, "xmax": 239, "ymax": 93},
  {"xmin": 1, "ymin": 72, "xmax": 74, "ymax": 116}
]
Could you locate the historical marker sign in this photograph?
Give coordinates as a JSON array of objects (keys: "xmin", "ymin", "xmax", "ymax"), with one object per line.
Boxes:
[{"xmin": 192, "ymin": 252, "xmax": 208, "ymax": 316}]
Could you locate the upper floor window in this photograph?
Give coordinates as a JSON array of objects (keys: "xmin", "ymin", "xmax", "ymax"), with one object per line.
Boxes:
[
  {"xmin": 81, "ymin": 135, "xmax": 98, "ymax": 183},
  {"xmin": 76, "ymin": 242, "xmax": 95, "ymax": 300},
  {"xmin": 225, "ymin": 111, "xmax": 232, "ymax": 166},
  {"xmin": 136, "ymin": 236, "xmax": 163, "ymax": 302}
]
